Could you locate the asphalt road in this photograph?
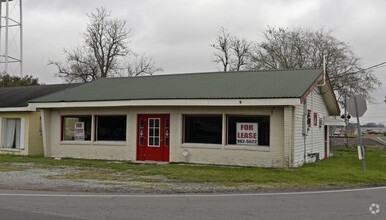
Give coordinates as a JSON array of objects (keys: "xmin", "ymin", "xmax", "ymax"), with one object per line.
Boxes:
[{"xmin": 0, "ymin": 187, "xmax": 385, "ymax": 220}]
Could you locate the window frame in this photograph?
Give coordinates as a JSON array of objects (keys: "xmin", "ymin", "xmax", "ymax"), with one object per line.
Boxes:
[
  {"xmin": 94, "ymin": 115, "xmax": 127, "ymax": 142},
  {"xmin": 61, "ymin": 115, "xmax": 92, "ymax": 141},
  {"xmin": 1, "ymin": 117, "xmax": 25, "ymax": 150},
  {"xmin": 313, "ymin": 112, "xmax": 318, "ymax": 127},
  {"xmin": 226, "ymin": 115, "xmax": 270, "ymax": 147},
  {"xmin": 307, "ymin": 110, "xmax": 312, "ymax": 128},
  {"xmin": 147, "ymin": 118, "xmax": 160, "ymax": 147},
  {"xmin": 182, "ymin": 114, "xmax": 223, "ymax": 145}
]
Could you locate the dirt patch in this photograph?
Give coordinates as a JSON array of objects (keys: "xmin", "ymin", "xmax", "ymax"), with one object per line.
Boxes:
[{"xmin": 0, "ymin": 165, "xmax": 256, "ymax": 193}]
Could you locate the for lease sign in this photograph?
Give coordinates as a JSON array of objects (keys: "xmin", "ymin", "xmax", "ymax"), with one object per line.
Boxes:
[
  {"xmin": 74, "ymin": 122, "xmax": 85, "ymax": 141},
  {"xmin": 236, "ymin": 122, "xmax": 258, "ymax": 145}
]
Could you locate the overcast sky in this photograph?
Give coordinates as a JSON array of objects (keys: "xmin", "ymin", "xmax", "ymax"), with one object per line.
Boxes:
[{"xmin": 13, "ymin": 0, "xmax": 386, "ymax": 124}]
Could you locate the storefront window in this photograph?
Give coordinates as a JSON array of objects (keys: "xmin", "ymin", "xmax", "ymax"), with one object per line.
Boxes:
[
  {"xmin": 62, "ymin": 116, "xmax": 92, "ymax": 141},
  {"xmin": 96, "ymin": 115, "xmax": 127, "ymax": 141},
  {"xmin": 227, "ymin": 115, "xmax": 270, "ymax": 146},
  {"xmin": 183, "ymin": 115, "xmax": 222, "ymax": 144}
]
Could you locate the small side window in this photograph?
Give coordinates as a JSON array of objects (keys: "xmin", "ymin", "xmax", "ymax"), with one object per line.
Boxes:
[
  {"xmin": 314, "ymin": 113, "xmax": 318, "ymax": 126},
  {"xmin": 307, "ymin": 110, "xmax": 312, "ymax": 128}
]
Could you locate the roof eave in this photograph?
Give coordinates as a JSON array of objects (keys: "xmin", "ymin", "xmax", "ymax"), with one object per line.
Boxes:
[
  {"xmin": 0, "ymin": 106, "xmax": 36, "ymax": 112},
  {"xmin": 300, "ymin": 71, "xmax": 340, "ymax": 116},
  {"xmin": 30, "ymin": 98, "xmax": 302, "ymax": 109}
]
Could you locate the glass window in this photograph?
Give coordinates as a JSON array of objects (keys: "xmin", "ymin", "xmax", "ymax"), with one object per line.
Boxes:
[
  {"xmin": 183, "ymin": 115, "xmax": 222, "ymax": 144},
  {"xmin": 62, "ymin": 116, "xmax": 92, "ymax": 141},
  {"xmin": 139, "ymin": 118, "xmax": 145, "ymax": 146},
  {"xmin": 96, "ymin": 115, "xmax": 127, "ymax": 141},
  {"xmin": 164, "ymin": 118, "xmax": 170, "ymax": 147},
  {"xmin": 227, "ymin": 116, "xmax": 270, "ymax": 146},
  {"xmin": 148, "ymin": 118, "xmax": 160, "ymax": 146},
  {"xmin": 314, "ymin": 112, "xmax": 318, "ymax": 126},
  {"xmin": 2, "ymin": 118, "xmax": 22, "ymax": 149}
]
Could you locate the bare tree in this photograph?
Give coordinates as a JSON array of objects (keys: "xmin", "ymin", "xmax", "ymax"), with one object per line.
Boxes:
[
  {"xmin": 230, "ymin": 36, "xmax": 252, "ymax": 71},
  {"xmin": 211, "ymin": 27, "xmax": 252, "ymax": 71},
  {"xmin": 248, "ymin": 26, "xmax": 381, "ymax": 105},
  {"xmin": 49, "ymin": 47, "xmax": 100, "ymax": 83},
  {"xmin": 211, "ymin": 27, "xmax": 232, "ymax": 72},
  {"xmin": 127, "ymin": 53, "xmax": 163, "ymax": 77},
  {"xmin": 49, "ymin": 7, "xmax": 132, "ymax": 83}
]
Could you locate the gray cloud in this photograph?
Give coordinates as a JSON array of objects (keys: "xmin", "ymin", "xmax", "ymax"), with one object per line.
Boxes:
[{"xmin": 17, "ymin": 0, "xmax": 386, "ymax": 123}]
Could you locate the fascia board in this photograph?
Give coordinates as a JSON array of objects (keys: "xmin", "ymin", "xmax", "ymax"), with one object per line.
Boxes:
[{"xmin": 29, "ymin": 98, "xmax": 301, "ymax": 109}]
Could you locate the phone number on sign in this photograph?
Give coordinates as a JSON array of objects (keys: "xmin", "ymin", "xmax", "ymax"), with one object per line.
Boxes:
[{"xmin": 237, "ymin": 139, "xmax": 257, "ymax": 144}]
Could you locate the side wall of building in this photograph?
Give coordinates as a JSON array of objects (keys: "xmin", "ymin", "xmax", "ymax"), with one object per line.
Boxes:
[
  {"xmin": 293, "ymin": 89, "xmax": 330, "ymax": 166},
  {"xmin": 41, "ymin": 106, "xmax": 288, "ymax": 167}
]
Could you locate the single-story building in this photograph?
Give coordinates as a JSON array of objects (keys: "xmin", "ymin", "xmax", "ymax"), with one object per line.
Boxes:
[
  {"xmin": 29, "ymin": 68, "xmax": 340, "ymax": 167},
  {"xmin": 0, "ymin": 84, "xmax": 78, "ymax": 155}
]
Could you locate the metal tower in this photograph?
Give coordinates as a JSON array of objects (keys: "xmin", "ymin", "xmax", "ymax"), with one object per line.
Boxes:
[{"xmin": 0, "ymin": 0, "xmax": 22, "ymax": 76}]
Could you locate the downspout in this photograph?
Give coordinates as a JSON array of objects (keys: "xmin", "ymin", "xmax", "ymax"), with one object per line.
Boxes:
[{"xmin": 318, "ymin": 55, "xmax": 327, "ymax": 87}]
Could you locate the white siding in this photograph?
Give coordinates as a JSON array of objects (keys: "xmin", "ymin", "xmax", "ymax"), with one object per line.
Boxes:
[{"xmin": 293, "ymin": 89, "xmax": 330, "ymax": 166}]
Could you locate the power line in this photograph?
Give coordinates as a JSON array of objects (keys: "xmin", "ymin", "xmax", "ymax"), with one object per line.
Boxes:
[{"xmin": 330, "ymin": 61, "xmax": 386, "ymax": 79}]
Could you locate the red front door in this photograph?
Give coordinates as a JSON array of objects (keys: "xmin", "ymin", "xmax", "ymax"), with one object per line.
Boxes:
[{"xmin": 137, "ymin": 114, "xmax": 170, "ymax": 162}]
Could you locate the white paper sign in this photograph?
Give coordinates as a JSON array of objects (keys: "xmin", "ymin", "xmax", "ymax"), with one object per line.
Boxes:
[
  {"xmin": 236, "ymin": 122, "xmax": 258, "ymax": 145},
  {"xmin": 74, "ymin": 122, "xmax": 85, "ymax": 141}
]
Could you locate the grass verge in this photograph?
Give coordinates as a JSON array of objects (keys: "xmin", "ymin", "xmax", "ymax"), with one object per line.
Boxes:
[{"xmin": 0, "ymin": 148, "xmax": 385, "ymax": 189}]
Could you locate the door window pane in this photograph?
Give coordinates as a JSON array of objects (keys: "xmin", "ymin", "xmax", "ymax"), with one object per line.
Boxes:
[
  {"xmin": 164, "ymin": 118, "xmax": 169, "ymax": 147},
  {"xmin": 148, "ymin": 118, "xmax": 160, "ymax": 146},
  {"xmin": 139, "ymin": 118, "xmax": 144, "ymax": 146},
  {"xmin": 183, "ymin": 115, "xmax": 222, "ymax": 144}
]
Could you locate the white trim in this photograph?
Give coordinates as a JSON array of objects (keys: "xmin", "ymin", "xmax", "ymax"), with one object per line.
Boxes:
[
  {"xmin": 181, "ymin": 143, "xmax": 223, "ymax": 149},
  {"xmin": 0, "ymin": 117, "xmax": 25, "ymax": 150},
  {"xmin": 224, "ymin": 145, "xmax": 270, "ymax": 151},
  {"xmin": 324, "ymin": 117, "xmax": 345, "ymax": 126},
  {"xmin": 29, "ymin": 98, "xmax": 301, "ymax": 109},
  {"xmin": 20, "ymin": 117, "xmax": 25, "ymax": 150},
  {"xmin": 60, "ymin": 141, "xmax": 92, "ymax": 145},
  {"xmin": 92, "ymin": 141, "xmax": 127, "ymax": 146},
  {"xmin": 147, "ymin": 118, "xmax": 160, "ymax": 147},
  {"xmin": 0, "ymin": 107, "xmax": 35, "ymax": 112},
  {"xmin": 0, "ymin": 148, "xmax": 21, "ymax": 152}
]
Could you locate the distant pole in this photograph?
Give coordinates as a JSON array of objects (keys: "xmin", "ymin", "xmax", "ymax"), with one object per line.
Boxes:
[
  {"xmin": 5, "ymin": 0, "xmax": 9, "ymax": 74},
  {"xmin": 19, "ymin": 0, "xmax": 23, "ymax": 76},
  {"xmin": 344, "ymin": 95, "xmax": 349, "ymax": 146},
  {"xmin": 354, "ymin": 96, "xmax": 366, "ymax": 175},
  {"xmin": 0, "ymin": 0, "xmax": 23, "ymax": 76}
]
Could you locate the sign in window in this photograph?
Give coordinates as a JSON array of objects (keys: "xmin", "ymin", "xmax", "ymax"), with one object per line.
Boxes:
[{"xmin": 236, "ymin": 122, "xmax": 258, "ymax": 145}]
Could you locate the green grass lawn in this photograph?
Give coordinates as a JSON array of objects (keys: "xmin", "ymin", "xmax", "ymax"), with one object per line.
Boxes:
[{"xmin": 0, "ymin": 148, "xmax": 385, "ymax": 189}]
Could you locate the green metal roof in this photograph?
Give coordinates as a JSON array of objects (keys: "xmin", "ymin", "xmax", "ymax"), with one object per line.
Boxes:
[
  {"xmin": 30, "ymin": 68, "xmax": 323, "ymax": 103},
  {"xmin": 0, "ymin": 84, "xmax": 78, "ymax": 107}
]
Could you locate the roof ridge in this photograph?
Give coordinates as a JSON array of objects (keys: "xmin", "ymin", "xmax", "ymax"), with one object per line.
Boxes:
[{"xmin": 98, "ymin": 67, "xmax": 324, "ymax": 81}]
